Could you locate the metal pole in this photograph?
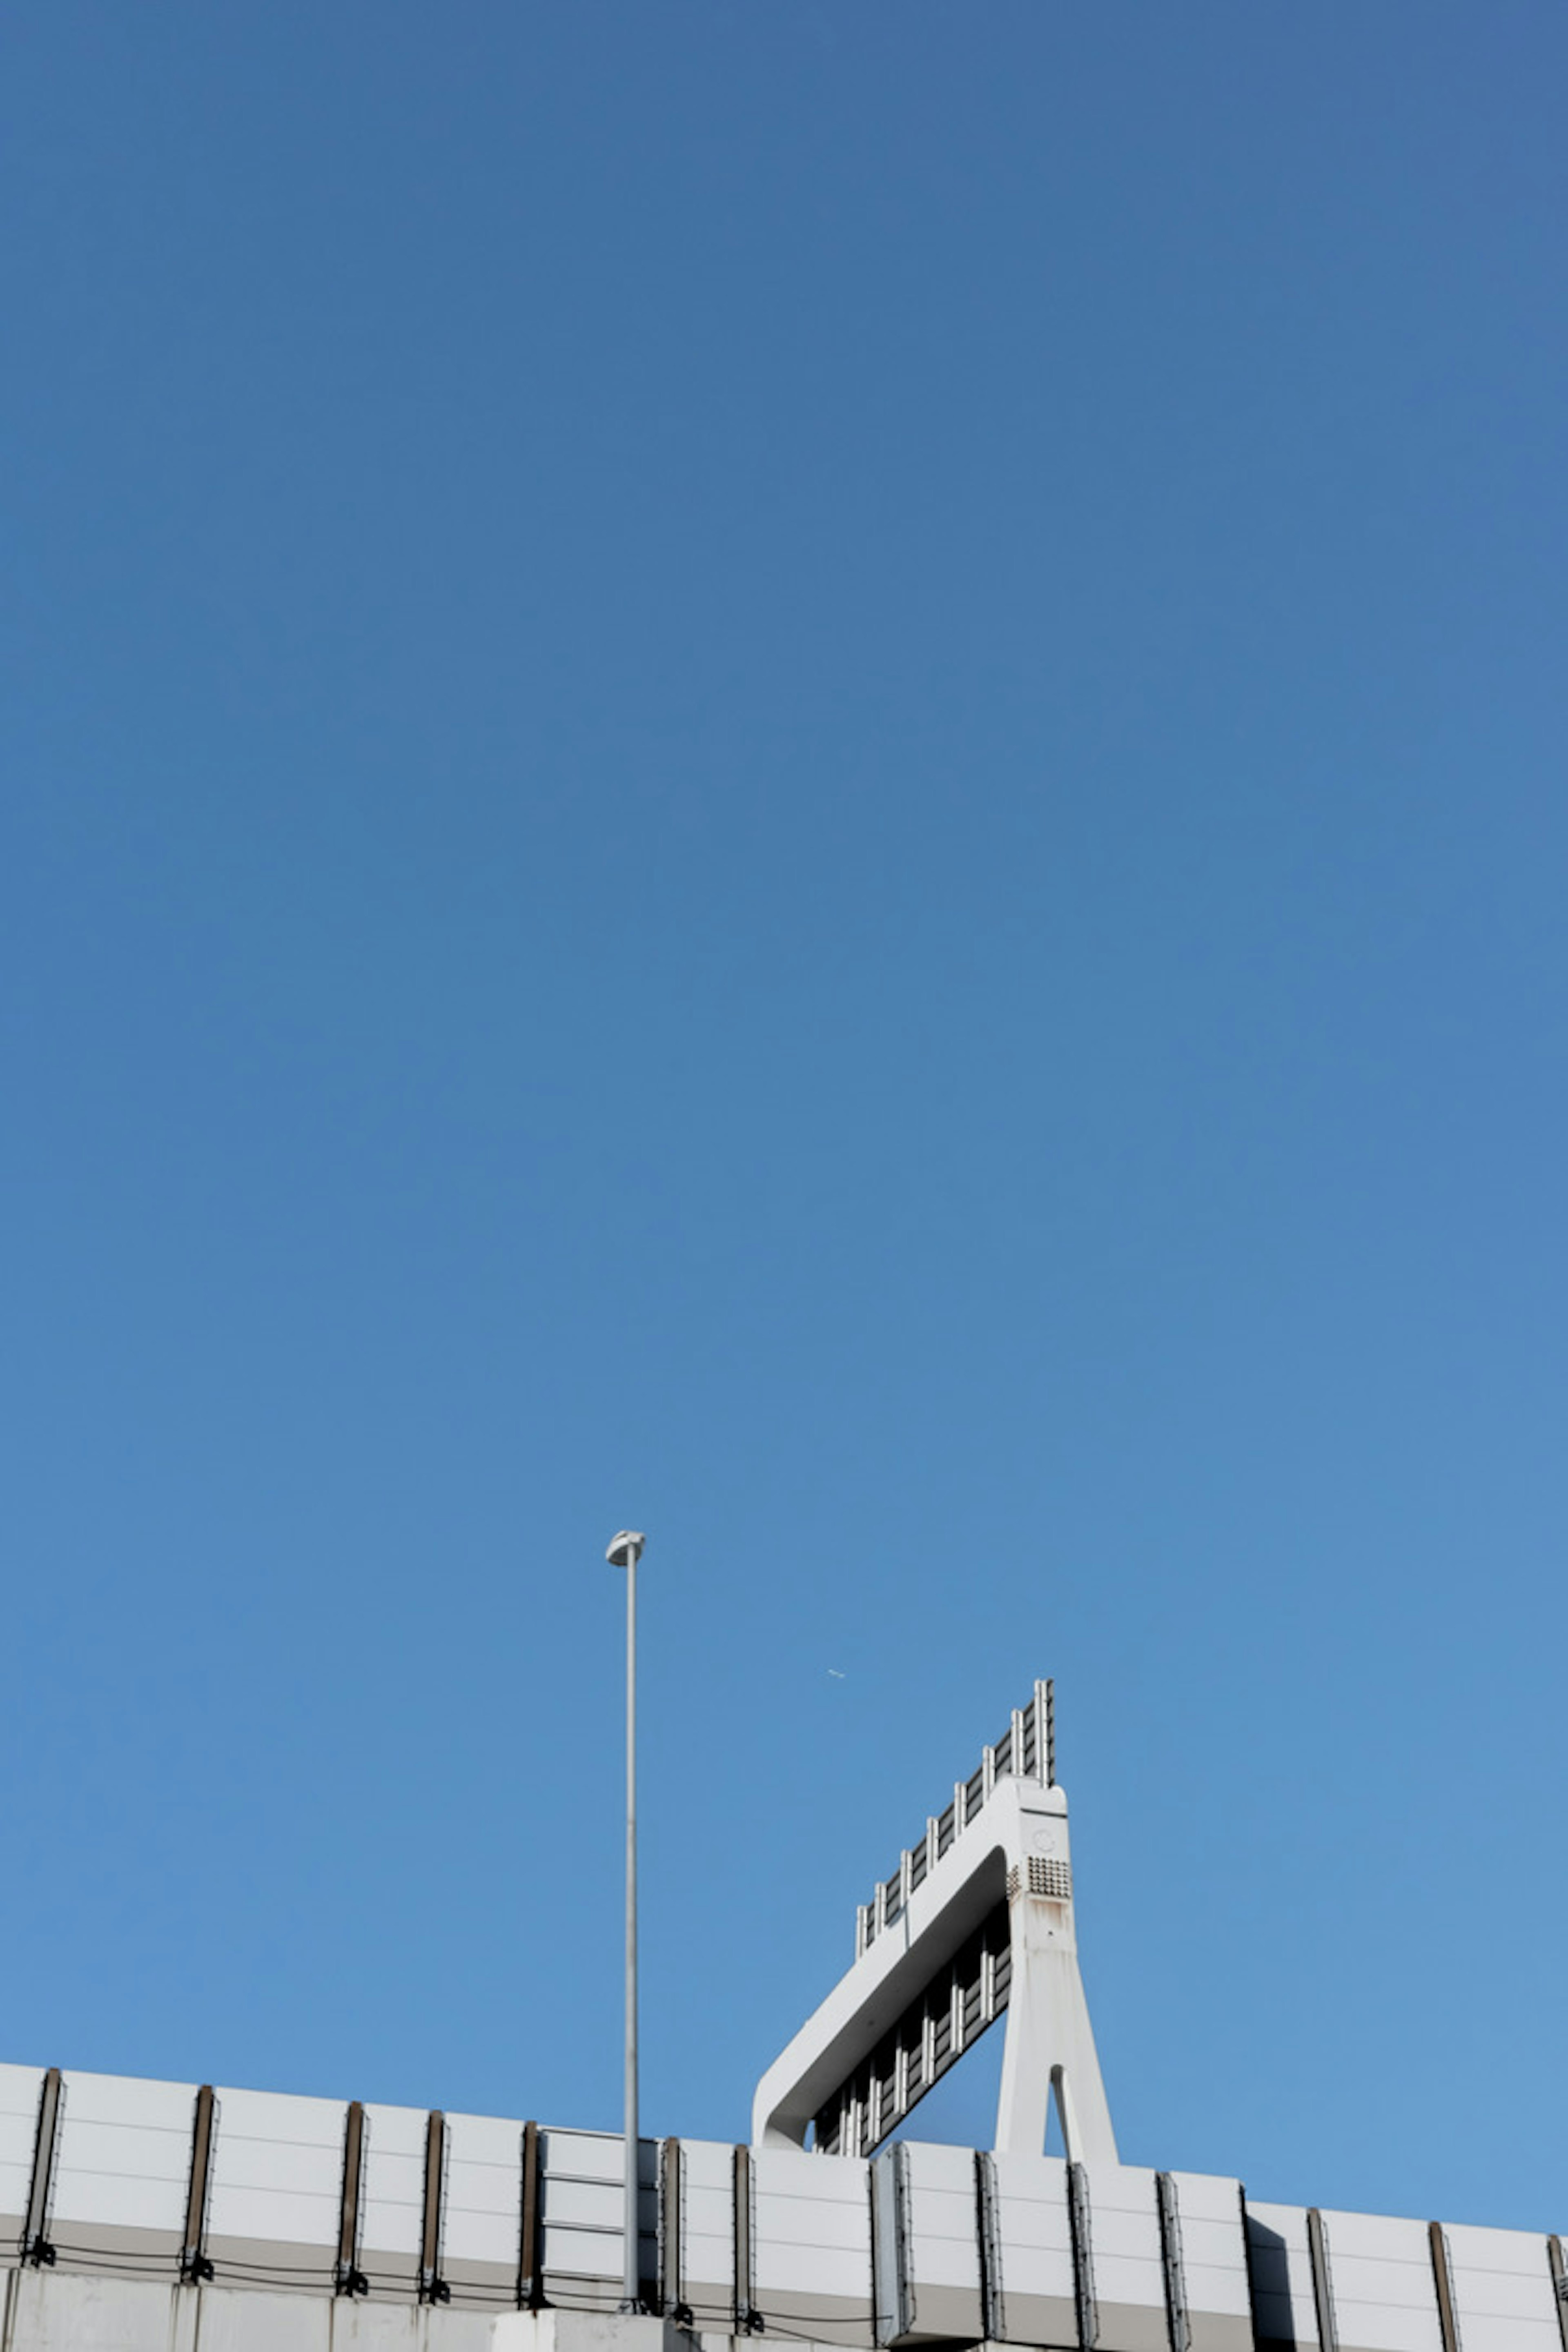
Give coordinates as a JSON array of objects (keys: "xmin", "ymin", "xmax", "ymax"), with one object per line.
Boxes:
[
  {"xmin": 622, "ymin": 1545, "xmax": 639, "ymax": 2311},
  {"xmin": 604, "ymin": 1528, "xmax": 646, "ymax": 2314}
]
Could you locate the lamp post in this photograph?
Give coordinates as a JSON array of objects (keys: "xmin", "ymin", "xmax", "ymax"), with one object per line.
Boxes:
[{"xmin": 605, "ymin": 1530, "xmax": 646, "ymax": 2313}]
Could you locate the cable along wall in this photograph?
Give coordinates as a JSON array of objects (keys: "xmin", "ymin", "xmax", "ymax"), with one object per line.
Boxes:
[{"xmin": 1, "ymin": 2062, "xmax": 1565, "ymax": 2351}]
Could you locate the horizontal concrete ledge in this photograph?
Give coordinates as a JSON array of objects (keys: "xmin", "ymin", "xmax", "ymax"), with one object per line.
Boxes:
[
  {"xmin": 0, "ymin": 2281, "xmax": 938, "ymax": 2352},
  {"xmin": 492, "ymin": 2319, "xmax": 695, "ymax": 2352}
]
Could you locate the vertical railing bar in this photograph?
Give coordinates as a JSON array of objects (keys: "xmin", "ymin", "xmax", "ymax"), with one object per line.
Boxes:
[
  {"xmin": 1307, "ymin": 2209, "xmax": 1339, "ymax": 2352},
  {"xmin": 659, "ymin": 2137, "xmax": 687, "ymax": 2322},
  {"xmin": 180, "ymin": 2085, "xmax": 217, "ymax": 2284},
  {"xmin": 976, "ymin": 2150, "xmax": 1002, "ymax": 2345},
  {"xmin": 1429, "ymin": 2222, "xmax": 1461, "ymax": 2352},
  {"xmin": 22, "ymin": 2068, "xmax": 62, "ymax": 2269},
  {"xmin": 519, "ymin": 2120, "xmax": 545, "ymax": 2309},
  {"xmin": 336, "ymin": 2101, "xmax": 368, "ymax": 2297},
  {"xmin": 893, "ymin": 2143, "xmax": 913, "ymax": 2343},
  {"xmin": 1068, "ymin": 2160, "xmax": 1098, "ymax": 2350},
  {"xmin": 854, "ymin": 1686, "xmax": 1061, "ymax": 1954},
  {"xmin": 1546, "ymin": 2235, "xmax": 1568, "ymax": 2352},
  {"xmin": 1156, "ymin": 2173, "xmax": 1189, "ymax": 2352},
  {"xmin": 419, "ymin": 2110, "xmax": 450, "ymax": 2305},
  {"xmin": 733, "ymin": 2143, "xmax": 757, "ymax": 2333}
]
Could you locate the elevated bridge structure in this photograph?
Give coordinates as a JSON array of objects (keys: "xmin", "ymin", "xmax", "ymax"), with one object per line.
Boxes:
[
  {"xmin": 0, "ymin": 1683, "xmax": 1561, "ymax": 2352},
  {"xmin": 0, "ymin": 2058, "xmax": 1564, "ymax": 2352},
  {"xmin": 753, "ymin": 1682, "xmax": 1114, "ymax": 2165}
]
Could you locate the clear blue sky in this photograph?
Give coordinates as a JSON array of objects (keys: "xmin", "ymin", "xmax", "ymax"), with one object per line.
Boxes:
[{"xmin": 2, "ymin": 1, "xmax": 1564, "ymax": 2238}]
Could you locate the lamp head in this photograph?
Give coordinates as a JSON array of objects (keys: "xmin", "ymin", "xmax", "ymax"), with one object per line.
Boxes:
[{"xmin": 606, "ymin": 1530, "xmax": 646, "ymax": 1568}]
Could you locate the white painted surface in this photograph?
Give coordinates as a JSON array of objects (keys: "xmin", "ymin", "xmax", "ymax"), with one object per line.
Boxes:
[
  {"xmin": 753, "ymin": 1775, "xmax": 1116, "ymax": 2164},
  {"xmin": 901, "ymin": 2143, "xmax": 980, "ymax": 2298},
  {"xmin": 995, "ymin": 1786, "xmax": 1115, "ymax": 2165},
  {"xmin": 1167, "ymin": 2173, "xmax": 1252, "ymax": 2333},
  {"xmin": 206, "ymin": 2087, "xmax": 345, "ymax": 2259},
  {"xmin": 752, "ymin": 2149, "xmax": 871, "ymax": 2304},
  {"xmin": 1080, "ymin": 2162, "xmax": 1164, "ymax": 2342},
  {"xmin": 2, "ymin": 2060, "xmax": 1566, "ymax": 2352},
  {"xmin": 540, "ymin": 2129, "xmax": 623, "ymax": 2287},
  {"xmin": 1316, "ymin": 2209, "xmax": 1442, "ymax": 2352},
  {"xmin": 0, "ymin": 2067, "xmax": 43, "ymax": 2231},
  {"xmin": 1444, "ymin": 2221, "xmax": 1559, "ymax": 2352},
  {"xmin": 675, "ymin": 2140, "xmax": 734, "ymax": 2317},
  {"xmin": 443, "ymin": 2115, "xmax": 523, "ymax": 2275},
  {"xmin": 361, "ymin": 2106, "xmax": 427, "ymax": 2270},
  {"xmin": 50, "ymin": 2073, "xmax": 196, "ymax": 2244},
  {"xmin": 990, "ymin": 2152, "xmax": 1076, "ymax": 2323}
]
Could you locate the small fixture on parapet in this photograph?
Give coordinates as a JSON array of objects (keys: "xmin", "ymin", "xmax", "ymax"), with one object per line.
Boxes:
[{"xmin": 751, "ymin": 1679, "xmax": 1117, "ymax": 2163}]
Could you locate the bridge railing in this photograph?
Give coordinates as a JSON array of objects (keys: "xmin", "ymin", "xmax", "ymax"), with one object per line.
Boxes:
[{"xmin": 855, "ymin": 1680, "xmax": 1055, "ymax": 1958}]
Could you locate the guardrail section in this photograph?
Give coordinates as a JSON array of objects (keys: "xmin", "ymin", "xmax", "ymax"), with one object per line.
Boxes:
[
  {"xmin": 358, "ymin": 2102, "xmax": 426, "ymax": 2299},
  {"xmin": 537, "ymin": 2126, "xmax": 655, "ymax": 2312},
  {"xmin": 872, "ymin": 2141, "xmax": 984, "ymax": 2346},
  {"xmin": 1164, "ymin": 2174, "xmax": 1252, "ymax": 2352},
  {"xmin": 443, "ymin": 2111, "xmax": 525, "ymax": 2309},
  {"xmin": 1080, "ymin": 2162, "xmax": 1166, "ymax": 2352},
  {"xmin": 1310, "ymin": 2208, "xmax": 1445, "ymax": 2352},
  {"xmin": 669, "ymin": 2137, "xmax": 734, "ymax": 2329},
  {"xmin": 986, "ymin": 2150, "xmax": 1077, "ymax": 2348},
  {"xmin": 0, "ymin": 2065, "xmax": 43, "ymax": 2256},
  {"xmin": 1443, "ymin": 2221, "xmax": 1562, "ymax": 2352},
  {"xmin": 1, "ymin": 2059, "xmax": 1564, "ymax": 2352},
  {"xmin": 47, "ymin": 2069, "xmax": 196, "ymax": 2276},
  {"xmin": 751, "ymin": 2146, "xmax": 874, "ymax": 2344},
  {"xmin": 204, "ymin": 2085, "xmax": 345, "ymax": 2291}
]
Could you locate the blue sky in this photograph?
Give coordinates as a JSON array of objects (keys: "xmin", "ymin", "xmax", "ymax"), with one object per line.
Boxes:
[{"xmin": 2, "ymin": 1, "xmax": 1564, "ymax": 2237}]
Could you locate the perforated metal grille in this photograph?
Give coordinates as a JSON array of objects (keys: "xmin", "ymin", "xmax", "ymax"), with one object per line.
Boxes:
[{"xmin": 1007, "ymin": 1856, "xmax": 1072, "ymax": 1902}]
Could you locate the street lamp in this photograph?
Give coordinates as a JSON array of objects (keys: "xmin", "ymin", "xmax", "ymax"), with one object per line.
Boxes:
[{"xmin": 605, "ymin": 1530, "xmax": 646, "ymax": 2313}]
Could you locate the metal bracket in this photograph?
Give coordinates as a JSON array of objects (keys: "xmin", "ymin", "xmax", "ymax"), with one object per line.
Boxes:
[
  {"xmin": 1306, "ymin": 2209, "xmax": 1339, "ymax": 2352},
  {"xmin": 22, "ymin": 2068, "xmax": 62, "ymax": 2270},
  {"xmin": 660, "ymin": 2136, "xmax": 692, "ymax": 2323},
  {"xmin": 733, "ymin": 2146, "xmax": 763, "ymax": 2332},
  {"xmin": 179, "ymin": 2085, "xmax": 217, "ymax": 2285},
  {"xmin": 975, "ymin": 2151, "xmax": 1003, "ymax": 2345},
  {"xmin": 1428, "ymin": 2221, "xmax": 1461, "ymax": 2352},
  {"xmin": 419, "ymin": 2109, "xmax": 450, "ymax": 2304},
  {"xmin": 1156, "ymin": 2173, "xmax": 1189, "ymax": 2352},
  {"xmin": 1068, "ymin": 2160, "xmax": 1098, "ymax": 2350},
  {"xmin": 518, "ymin": 2120, "xmax": 546, "ymax": 2310},
  {"xmin": 334, "ymin": 2100, "xmax": 369, "ymax": 2297},
  {"xmin": 1548, "ymin": 2236, "xmax": 1568, "ymax": 2352}
]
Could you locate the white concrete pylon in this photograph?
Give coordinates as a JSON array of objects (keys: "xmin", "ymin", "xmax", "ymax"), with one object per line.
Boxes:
[
  {"xmin": 993, "ymin": 1780, "xmax": 1116, "ymax": 2160},
  {"xmin": 750, "ymin": 1765, "xmax": 1117, "ymax": 2161}
]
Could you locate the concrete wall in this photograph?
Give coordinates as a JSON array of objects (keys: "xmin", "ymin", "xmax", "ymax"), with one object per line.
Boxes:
[{"xmin": 1, "ymin": 2064, "xmax": 1564, "ymax": 2351}]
